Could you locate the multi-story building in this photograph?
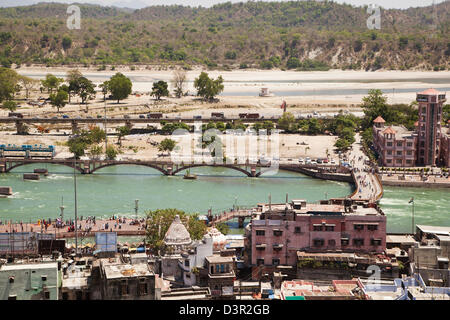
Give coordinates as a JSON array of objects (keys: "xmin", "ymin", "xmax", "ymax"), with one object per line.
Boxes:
[
  {"xmin": 373, "ymin": 89, "xmax": 448, "ymax": 167},
  {"xmin": 205, "ymin": 254, "xmax": 235, "ymax": 299},
  {"xmin": 245, "ymin": 199, "xmax": 386, "ymax": 274},
  {"xmin": 0, "ymin": 262, "xmax": 59, "ymax": 300}
]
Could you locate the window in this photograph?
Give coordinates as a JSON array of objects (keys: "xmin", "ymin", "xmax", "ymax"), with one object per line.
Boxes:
[
  {"xmin": 256, "ymin": 259, "xmax": 264, "ymax": 266},
  {"xmin": 387, "ymin": 142, "xmax": 393, "ymax": 147},
  {"xmin": 397, "ymin": 142, "xmax": 402, "ymax": 147},
  {"xmin": 9, "ymin": 276, "xmax": 14, "ymax": 284},
  {"xmin": 272, "ymin": 259, "xmax": 280, "ymax": 266},
  {"xmin": 407, "ymin": 142, "xmax": 413, "ymax": 147},
  {"xmin": 139, "ymin": 282, "xmax": 148, "ymax": 295},
  {"xmin": 396, "ymin": 159, "xmax": 402, "ymax": 164},
  {"xmin": 354, "ymin": 224, "xmax": 364, "ymax": 231},
  {"xmin": 367, "ymin": 224, "xmax": 378, "ymax": 231},
  {"xmin": 371, "ymin": 239, "xmax": 382, "ymax": 246},
  {"xmin": 313, "ymin": 225, "xmax": 323, "ymax": 231},
  {"xmin": 184, "ymin": 260, "xmax": 190, "ymax": 267},
  {"xmin": 44, "ymin": 291, "xmax": 50, "ymax": 300},
  {"xmin": 353, "ymin": 239, "xmax": 364, "ymax": 246},
  {"xmin": 313, "ymin": 239, "xmax": 324, "ymax": 247},
  {"xmin": 325, "ymin": 226, "xmax": 335, "ymax": 232},
  {"xmin": 328, "ymin": 239, "xmax": 336, "ymax": 246},
  {"xmin": 387, "ymin": 150, "xmax": 392, "ymax": 155},
  {"xmin": 62, "ymin": 292, "xmax": 69, "ymax": 300},
  {"xmin": 341, "ymin": 238, "xmax": 349, "ymax": 246},
  {"xmin": 273, "ymin": 230, "xmax": 283, "ymax": 236},
  {"xmin": 396, "ymin": 151, "xmax": 402, "ymax": 156},
  {"xmin": 216, "ymin": 265, "xmax": 220, "ymax": 273},
  {"xmin": 256, "ymin": 230, "xmax": 265, "ymax": 236},
  {"xmin": 294, "ymin": 227, "xmax": 301, "ymax": 233},
  {"xmin": 121, "ymin": 281, "xmax": 128, "ymax": 295},
  {"xmin": 41, "ymin": 275, "xmax": 47, "ymax": 282},
  {"xmin": 407, "ymin": 151, "xmax": 412, "ymax": 156}
]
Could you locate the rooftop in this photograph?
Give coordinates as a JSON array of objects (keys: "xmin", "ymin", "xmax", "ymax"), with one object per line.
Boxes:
[
  {"xmin": 103, "ymin": 263, "xmax": 153, "ymax": 279},
  {"xmin": 1, "ymin": 262, "xmax": 58, "ymax": 271},
  {"xmin": 259, "ymin": 202, "xmax": 383, "ymax": 217},
  {"xmin": 418, "ymin": 88, "xmax": 443, "ymax": 96},
  {"xmin": 205, "ymin": 255, "xmax": 234, "ymax": 264},
  {"xmin": 373, "ymin": 116, "xmax": 386, "ymax": 123},
  {"xmin": 417, "ymin": 225, "xmax": 450, "ymax": 236}
]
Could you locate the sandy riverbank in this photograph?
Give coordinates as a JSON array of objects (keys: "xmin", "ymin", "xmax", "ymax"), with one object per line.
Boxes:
[{"xmin": 17, "ymin": 67, "xmax": 450, "ymax": 105}]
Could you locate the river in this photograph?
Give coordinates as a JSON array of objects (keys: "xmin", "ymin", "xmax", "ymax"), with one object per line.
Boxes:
[{"xmin": 0, "ymin": 164, "xmax": 449, "ymax": 234}]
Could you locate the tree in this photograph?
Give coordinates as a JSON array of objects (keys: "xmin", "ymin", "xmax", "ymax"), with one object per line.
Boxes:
[
  {"xmin": 116, "ymin": 126, "xmax": 130, "ymax": 146},
  {"xmin": 67, "ymin": 69, "xmax": 83, "ymax": 103},
  {"xmin": 88, "ymin": 126, "xmax": 106, "ymax": 144},
  {"xmin": 49, "ymin": 89, "xmax": 68, "ymax": 113},
  {"xmin": 99, "ymin": 81, "xmax": 109, "ymax": 101},
  {"xmin": 334, "ymin": 138, "xmax": 352, "ymax": 151},
  {"xmin": 278, "ymin": 112, "xmax": 297, "ymax": 133},
  {"xmin": 105, "ymin": 145, "xmax": 119, "ymax": 160},
  {"xmin": 145, "ymin": 209, "xmax": 207, "ymax": 254},
  {"xmin": 172, "ymin": 69, "xmax": 187, "ymax": 98},
  {"xmin": 62, "ymin": 36, "xmax": 72, "ymax": 50},
  {"xmin": 151, "ymin": 80, "xmax": 169, "ymax": 100},
  {"xmin": 361, "ymin": 89, "xmax": 392, "ymax": 129},
  {"xmin": 77, "ymin": 77, "xmax": 95, "ymax": 104},
  {"xmin": 109, "ymin": 72, "xmax": 132, "ymax": 103},
  {"xmin": 158, "ymin": 138, "xmax": 176, "ymax": 155},
  {"xmin": 0, "ymin": 67, "xmax": 19, "ymax": 103},
  {"xmin": 19, "ymin": 76, "xmax": 38, "ymax": 99},
  {"xmin": 2, "ymin": 100, "xmax": 17, "ymax": 112},
  {"xmin": 216, "ymin": 222, "xmax": 230, "ymax": 235},
  {"xmin": 194, "ymin": 72, "xmax": 224, "ymax": 100},
  {"xmin": 67, "ymin": 137, "xmax": 88, "ymax": 159},
  {"xmin": 89, "ymin": 145, "xmax": 103, "ymax": 159},
  {"xmin": 41, "ymin": 74, "xmax": 63, "ymax": 95}
]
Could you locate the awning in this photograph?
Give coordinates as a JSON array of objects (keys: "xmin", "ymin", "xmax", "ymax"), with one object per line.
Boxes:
[{"xmin": 273, "ymin": 244, "xmax": 284, "ymax": 248}]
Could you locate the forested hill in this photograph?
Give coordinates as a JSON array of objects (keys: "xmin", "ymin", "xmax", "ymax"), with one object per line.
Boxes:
[{"xmin": 0, "ymin": 1, "xmax": 449, "ymax": 70}]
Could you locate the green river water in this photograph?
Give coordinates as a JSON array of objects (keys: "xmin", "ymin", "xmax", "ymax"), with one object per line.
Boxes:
[{"xmin": 0, "ymin": 164, "xmax": 449, "ymax": 234}]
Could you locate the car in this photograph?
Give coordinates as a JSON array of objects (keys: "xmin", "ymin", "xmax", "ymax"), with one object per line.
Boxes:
[
  {"xmin": 139, "ymin": 115, "xmax": 145, "ymax": 119},
  {"xmin": 317, "ymin": 159, "xmax": 323, "ymax": 164},
  {"xmin": 311, "ymin": 160, "xmax": 317, "ymax": 165},
  {"xmin": 124, "ymin": 115, "xmax": 130, "ymax": 119},
  {"xmin": 323, "ymin": 159, "xmax": 329, "ymax": 163},
  {"xmin": 87, "ymin": 116, "xmax": 93, "ymax": 119},
  {"xmin": 331, "ymin": 159, "xmax": 336, "ymax": 164},
  {"xmin": 193, "ymin": 115, "xmax": 202, "ymax": 119},
  {"xmin": 62, "ymin": 115, "xmax": 69, "ymax": 119}
]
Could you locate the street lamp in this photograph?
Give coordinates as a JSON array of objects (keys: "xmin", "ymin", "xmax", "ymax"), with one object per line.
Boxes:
[
  {"xmin": 409, "ymin": 197, "xmax": 415, "ymax": 234},
  {"xmin": 135, "ymin": 199, "xmax": 139, "ymax": 220}
]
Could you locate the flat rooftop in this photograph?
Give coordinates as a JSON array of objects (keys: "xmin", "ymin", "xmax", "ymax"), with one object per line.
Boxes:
[
  {"xmin": 260, "ymin": 203, "xmax": 382, "ymax": 216},
  {"xmin": 205, "ymin": 255, "xmax": 234, "ymax": 264},
  {"xmin": 417, "ymin": 225, "xmax": 450, "ymax": 236},
  {"xmin": 103, "ymin": 263, "xmax": 153, "ymax": 279},
  {"xmin": 1, "ymin": 262, "xmax": 58, "ymax": 271}
]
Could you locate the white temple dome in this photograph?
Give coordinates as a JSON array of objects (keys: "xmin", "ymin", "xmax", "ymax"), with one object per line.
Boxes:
[{"xmin": 164, "ymin": 215, "xmax": 192, "ymax": 246}]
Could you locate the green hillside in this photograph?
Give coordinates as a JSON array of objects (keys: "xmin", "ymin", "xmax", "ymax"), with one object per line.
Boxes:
[{"xmin": 0, "ymin": 1, "xmax": 449, "ymax": 70}]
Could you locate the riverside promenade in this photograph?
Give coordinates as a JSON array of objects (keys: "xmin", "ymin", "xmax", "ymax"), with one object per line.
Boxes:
[
  {"xmin": 0, "ymin": 217, "xmax": 146, "ymax": 239},
  {"xmin": 349, "ymin": 133, "xmax": 383, "ymax": 202}
]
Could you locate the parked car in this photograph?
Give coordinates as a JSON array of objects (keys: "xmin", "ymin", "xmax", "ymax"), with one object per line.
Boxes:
[
  {"xmin": 139, "ymin": 114, "xmax": 145, "ymax": 119},
  {"xmin": 62, "ymin": 115, "xmax": 69, "ymax": 119}
]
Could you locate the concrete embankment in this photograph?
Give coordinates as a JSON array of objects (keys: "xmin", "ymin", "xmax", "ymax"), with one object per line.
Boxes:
[
  {"xmin": 381, "ymin": 179, "xmax": 450, "ymax": 188},
  {"xmin": 281, "ymin": 166, "xmax": 354, "ymax": 183}
]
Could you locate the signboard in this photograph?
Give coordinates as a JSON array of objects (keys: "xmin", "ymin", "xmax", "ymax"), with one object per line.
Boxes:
[
  {"xmin": 222, "ymin": 286, "xmax": 234, "ymax": 296},
  {"xmin": 0, "ymin": 232, "xmax": 50, "ymax": 255},
  {"xmin": 95, "ymin": 232, "xmax": 117, "ymax": 252}
]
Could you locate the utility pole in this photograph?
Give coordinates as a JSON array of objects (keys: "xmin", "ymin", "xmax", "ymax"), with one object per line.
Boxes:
[
  {"xmin": 135, "ymin": 199, "xmax": 139, "ymax": 220},
  {"xmin": 73, "ymin": 158, "xmax": 78, "ymax": 255},
  {"xmin": 104, "ymin": 100, "xmax": 108, "ymax": 151},
  {"xmin": 59, "ymin": 196, "xmax": 65, "ymax": 223},
  {"xmin": 409, "ymin": 197, "xmax": 415, "ymax": 235}
]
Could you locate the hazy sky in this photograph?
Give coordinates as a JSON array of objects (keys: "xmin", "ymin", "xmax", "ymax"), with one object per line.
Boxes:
[{"xmin": 0, "ymin": 0, "xmax": 447, "ymax": 9}]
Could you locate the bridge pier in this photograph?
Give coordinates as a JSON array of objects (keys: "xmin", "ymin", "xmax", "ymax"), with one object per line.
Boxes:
[
  {"xmin": 15, "ymin": 121, "xmax": 28, "ymax": 135},
  {"xmin": 251, "ymin": 167, "xmax": 256, "ymax": 177},
  {"xmin": 166, "ymin": 166, "xmax": 173, "ymax": 175},
  {"xmin": 71, "ymin": 121, "xmax": 79, "ymax": 134},
  {"xmin": 238, "ymin": 216, "xmax": 245, "ymax": 228},
  {"xmin": 125, "ymin": 120, "xmax": 133, "ymax": 130}
]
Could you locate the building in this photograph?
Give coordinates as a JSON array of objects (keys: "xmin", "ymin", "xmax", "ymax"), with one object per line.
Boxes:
[
  {"xmin": 179, "ymin": 235, "xmax": 213, "ymax": 287},
  {"xmin": 0, "ymin": 262, "xmax": 59, "ymax": 300},
  {"xmin": 60, "ymin": 257, "xmax": 93, "ymax": 300},
  {"xmin": 279, "ymin": 279, "xmax": 365, "ymax": 300},
  {"xmin": 245, "ymin": 199, "xmax": 386, "ymax": 276},
  {"xmin": 205, "ymin": 254, "xmax": 235, "ymax": 299},
  {"xmin": 372, "ymin": 89, "xmax": 448, "ymax": 167},
  {"xmin": 98, "ymin": 257, "xmax": 158, "ymax": 300},
  {"xmin": 409, "ymin": 225, "xmax": 450, "ymax": 286},
  {"xmin": 361, "ymin": 274, "xmax": 450, "ymax": 300}
]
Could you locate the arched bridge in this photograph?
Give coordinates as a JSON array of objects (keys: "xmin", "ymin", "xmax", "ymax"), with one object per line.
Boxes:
[{"xmin": 0, "ymin": 158, "xmax": 287, "ymax": 177}]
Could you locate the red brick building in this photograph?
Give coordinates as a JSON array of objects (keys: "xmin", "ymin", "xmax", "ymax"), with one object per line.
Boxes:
[{"xmin": 245, "ymin": 199, "xmax": 386, "ymax": 270}]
